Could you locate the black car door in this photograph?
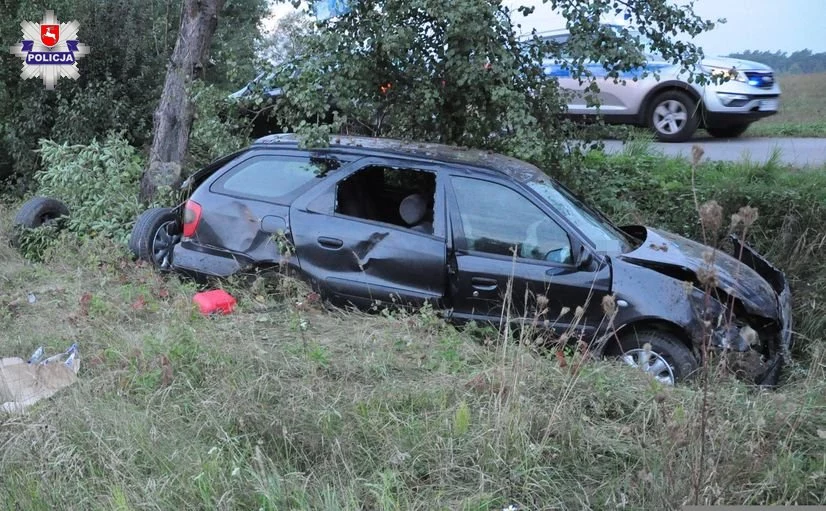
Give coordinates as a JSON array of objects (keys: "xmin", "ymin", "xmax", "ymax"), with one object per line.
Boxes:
[
  {"xmin": 445, "ymin": 174, "xmax": 611, "ymax": 339},
  {"xmin": 289, "ymin": 157, "xmax": 447, "ymax": 309}
]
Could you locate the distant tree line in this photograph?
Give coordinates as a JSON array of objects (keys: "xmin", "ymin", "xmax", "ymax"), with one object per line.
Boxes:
[{"xmin": 726, "ymin": 49, "xmax": 826, "ymax": 74}]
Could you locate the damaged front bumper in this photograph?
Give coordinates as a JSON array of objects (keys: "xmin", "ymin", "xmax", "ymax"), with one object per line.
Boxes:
[{"xmin": 724, "ymin": 235, "xmax": 793, "ymax": 386}]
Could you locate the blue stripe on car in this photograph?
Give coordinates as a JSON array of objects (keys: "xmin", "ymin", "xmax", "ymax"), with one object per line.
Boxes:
[{"xmin": 543, "ymin": 62, "xmax": 671, "ymax": 79}]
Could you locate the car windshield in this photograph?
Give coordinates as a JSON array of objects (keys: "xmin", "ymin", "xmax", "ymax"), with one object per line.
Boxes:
[{"xmin": 526, "ymin": 180, "xmax": 635, "ymax": 254}]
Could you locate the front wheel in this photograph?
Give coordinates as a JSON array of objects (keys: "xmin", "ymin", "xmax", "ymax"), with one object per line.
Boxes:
[
  {"xmin": 706, "ymin": 123, "xmax": 750, "ymax": 138},
  {"xmin": 608, "ymin": 329, "xmax": 698, "ymax": 384},
  {"xmin": 647, "ymin": 90, "xmax": 700, "ymax": 142},
  {"xmin": 129, "ymin": 207, "xmax": 180, "ymax": 271}
]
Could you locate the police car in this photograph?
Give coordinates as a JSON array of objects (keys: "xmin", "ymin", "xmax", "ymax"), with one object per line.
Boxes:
[{"xmin": 540, "ymin": 24, "xmax": 781, "ymax": 141}]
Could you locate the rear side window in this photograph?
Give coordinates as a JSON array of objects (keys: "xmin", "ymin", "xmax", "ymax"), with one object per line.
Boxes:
[{"xmin": 211, "ymin": 154, "xmax": 339, "ymax": 203}]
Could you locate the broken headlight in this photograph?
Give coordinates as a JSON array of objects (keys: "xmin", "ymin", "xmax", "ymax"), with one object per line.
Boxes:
[{"xmin": 710, "ymin": 323, "xmax": 758, "ymax": 352}]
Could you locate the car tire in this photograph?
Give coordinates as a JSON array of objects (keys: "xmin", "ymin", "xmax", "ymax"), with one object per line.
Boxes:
[
  {"xmin": 11, "ymin": 196, "xmax": 70, "ymax": 246},
  {"xmin": 706, "ymin": 123, "xmax": 750, "ymax": 139},
  {"xmin": 129, "ymin": 207, "xmax": 180, "ymax": 271},
  {"xmin": 647, "ymin": 90, "xmax": 700, "ymax": 142},
  {"xmin": 608, "ymin": 328, "xmax": 698, "ymax": 384}
]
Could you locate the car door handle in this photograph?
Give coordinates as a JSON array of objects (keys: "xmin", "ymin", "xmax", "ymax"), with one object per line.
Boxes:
[
  {"xmin": 471, "ymin": 277, "xmax": 498, "ymax": 291},
  {"xmin": 317, "ymin": 236, "xmax": 343, "ymax": 249}
]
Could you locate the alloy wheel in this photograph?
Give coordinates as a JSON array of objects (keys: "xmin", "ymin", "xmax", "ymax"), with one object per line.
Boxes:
[
  {"xmin": 151, "ymin": 220, "xmax": 181, "ymax": 270},
  {"xmin": 621, "ymin": 347, "xmax": 676, "ymax": 385},
  {"xmin": 652, "ymin": 99, "xmax": 688, "ymax": 136}
]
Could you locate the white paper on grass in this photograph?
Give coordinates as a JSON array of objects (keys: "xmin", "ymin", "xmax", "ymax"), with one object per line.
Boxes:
[{"xmin": 0, "ymin": 346, "xmax": 80, "ymax": 413}]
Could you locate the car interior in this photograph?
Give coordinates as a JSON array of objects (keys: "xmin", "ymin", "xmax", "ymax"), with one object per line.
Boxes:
[{"xmin": 335, "ymin": 166, "xmax": 436, "ymax": 235}]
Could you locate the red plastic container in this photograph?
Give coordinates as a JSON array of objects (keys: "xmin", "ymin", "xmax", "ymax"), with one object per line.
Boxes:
[{"xmin": 193, "ymin": 289, "xmax": 236, "ymax": 315}]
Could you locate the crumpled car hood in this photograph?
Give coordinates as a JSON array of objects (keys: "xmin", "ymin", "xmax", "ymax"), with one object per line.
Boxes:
[{"xmin": 618, "ymin": 227, "xmax": 779, "ymax": 318}]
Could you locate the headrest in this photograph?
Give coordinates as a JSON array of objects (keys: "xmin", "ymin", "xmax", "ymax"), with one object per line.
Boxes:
[{"xmin": 399, "ymin": 193, "xmax": 427, "ymax": 226}]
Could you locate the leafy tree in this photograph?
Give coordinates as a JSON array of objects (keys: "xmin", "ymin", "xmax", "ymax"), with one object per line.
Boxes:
[
  {"xmin": 266, "ymin": 0, "xmax": 717, "ymax": 169},
  {"xmin": 260, "ymin": 9, "xmax": 314, "ymax": 65},
  {"xmin": 140, "ymin": 0, "xmax": 227, "ymax": 201},
  {"xmin": 0, "ymin": 0, "xmax": 267, "ymax": 187}
]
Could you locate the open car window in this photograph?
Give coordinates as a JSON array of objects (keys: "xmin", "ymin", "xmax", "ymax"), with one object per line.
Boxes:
[
  {"xmin": 451, "ymin": 176, "xmax": 572, "ymax": 264},
  {"xmin": 335, "ymin": 165, "xmax": 437, "ymax": 236}
]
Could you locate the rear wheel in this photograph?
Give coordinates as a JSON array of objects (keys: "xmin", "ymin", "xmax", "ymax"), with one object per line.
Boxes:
[
  {"xmin": 706, "ymin": 123, "xmax": 750, "ymax": 138},
  {"xmin": 609, "ymin": 329, "xmax": 698, "ymax": 384},
  {"xmin": 647, "ymin": 90, "xmax": 700, "ymax": 142},
  {"xmin": 129, "ymin": 208, "xmax": 180, "ymax": 271}
]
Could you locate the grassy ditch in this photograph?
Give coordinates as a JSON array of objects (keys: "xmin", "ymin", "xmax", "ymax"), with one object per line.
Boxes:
[{"xmin": 1, "ymin": 146, "xmax": 825, "ymax": 509}]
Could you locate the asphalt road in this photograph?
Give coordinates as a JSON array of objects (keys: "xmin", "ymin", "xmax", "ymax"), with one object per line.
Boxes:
[{"xmin": 600, "ymin": 137, "xmax": 826, "ymax": 167}]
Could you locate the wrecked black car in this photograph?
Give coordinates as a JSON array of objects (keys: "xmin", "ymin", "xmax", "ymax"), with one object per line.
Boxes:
[{"xmin": 127, "ymin": 134, "xmax": 792, "ymax": 386}]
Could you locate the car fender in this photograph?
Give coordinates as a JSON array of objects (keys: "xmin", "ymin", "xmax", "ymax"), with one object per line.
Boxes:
[
  {"xmin": 637, "ymin": 80, "xmax": 704, "ymax": 123},
  {"xmin": 597, "ymin": 257, "xmax": 715, "ymax": 355}
]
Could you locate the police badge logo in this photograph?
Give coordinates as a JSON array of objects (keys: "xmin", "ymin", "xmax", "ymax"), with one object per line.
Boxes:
[{"xmin": 9, "ymin": 10, "xmax": 90, "ymax": 90}]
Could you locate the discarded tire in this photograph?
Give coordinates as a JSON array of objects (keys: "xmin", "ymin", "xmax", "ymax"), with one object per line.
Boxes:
[{"xmin": 10, "ymin": 196, "xmax": 70, "ymax": 246}]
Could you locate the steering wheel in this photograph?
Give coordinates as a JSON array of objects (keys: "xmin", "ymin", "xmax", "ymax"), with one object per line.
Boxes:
[
  {"xmin": 544, "ymin": 246, "xmax": 572, "ymax": 264},
  {"xmin": 522, "ymin": 218, "xmax": 572, "ymax": 264}
]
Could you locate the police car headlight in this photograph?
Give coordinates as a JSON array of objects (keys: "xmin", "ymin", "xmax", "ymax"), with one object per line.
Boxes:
[{"xmin": 702, "ymin": 65, "xmax": 747, "ymax": 82}]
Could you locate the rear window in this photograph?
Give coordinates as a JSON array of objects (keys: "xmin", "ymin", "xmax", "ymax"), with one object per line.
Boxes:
[{"xmin": 211, "ymin": 154, "xmax": 340, "ymax": 203}]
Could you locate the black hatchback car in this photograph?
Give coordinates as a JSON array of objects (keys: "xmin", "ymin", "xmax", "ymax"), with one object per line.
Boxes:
[{"xmin": 129, "ymin": 134, "xmax": 792, "ymax": 386}]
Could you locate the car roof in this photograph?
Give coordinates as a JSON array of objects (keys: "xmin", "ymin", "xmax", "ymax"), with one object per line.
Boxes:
[
  {"xmin": 523, "ymin": 23, "xmax": 634, "ymax": 41},
  {"xmin": 252, "ymin": 133, "xmax": 547, "ymax": 183}
]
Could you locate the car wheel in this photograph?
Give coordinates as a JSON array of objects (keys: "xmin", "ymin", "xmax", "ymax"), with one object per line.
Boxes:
[
  {"xmin": 706, "ymin": 123, "xmax": 750, "ymax": 138},
  {"xmin": 129, "ymin": 207, "xmax": 180, "ymax": 271},
  {"xmin": 609, "ymin": 329, "xmax": 698, "ymax": 384},
  {"xmin": 11, "ymin": 196, "xmax": 70, "ymax": 246},
  {"xmin": 647, "ymin": 90, "xmax": 700, "ymax": 142}
]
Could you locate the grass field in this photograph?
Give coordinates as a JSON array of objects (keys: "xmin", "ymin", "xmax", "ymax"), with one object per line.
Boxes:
[
  {"xmin": 744, "ymin": 72, "xmax": 826, "ymax": 138},
  {"xmin": 2, "ymin": 165, "xmax": 826, "ymax": 510}
]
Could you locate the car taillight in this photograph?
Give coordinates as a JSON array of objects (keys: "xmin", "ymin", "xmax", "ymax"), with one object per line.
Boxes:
[{"xmin": 182, "ymin": 200, "xmax": 202, "ymax": 238}]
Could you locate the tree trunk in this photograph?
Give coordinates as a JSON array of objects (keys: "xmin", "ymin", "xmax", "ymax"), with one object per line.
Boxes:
[{"xmin": 140, "ymin": 0, "xmax": 225, "ymax": 202}]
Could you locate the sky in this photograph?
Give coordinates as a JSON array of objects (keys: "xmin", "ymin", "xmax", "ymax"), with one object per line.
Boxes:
[
  {"xmin": 502, "ymin": 0, "xmax": 826, "ymax": 56},
  {"xmin": 266, "ymin": 0, "xmax": 826, "ymax": 57}
]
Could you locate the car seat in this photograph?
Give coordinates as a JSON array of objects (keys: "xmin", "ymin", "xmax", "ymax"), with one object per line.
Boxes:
[{"xmin": 399, "ymin": 193, "xmax": 432, "ymax": 234}]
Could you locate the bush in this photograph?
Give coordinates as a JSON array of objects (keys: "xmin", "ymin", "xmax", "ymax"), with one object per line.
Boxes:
[
  {"xmin": 34, "ymin": 132, "xmax": 153, "ymax": 245},
  {"xmin": 569, "ymin": 148, "xmax": 826, "ymax": 247}
]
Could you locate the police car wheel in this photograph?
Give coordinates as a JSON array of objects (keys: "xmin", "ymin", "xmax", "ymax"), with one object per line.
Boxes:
[{"xmin": 648, "ymin": 90, "xmax": 700, "ymax": 142}]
